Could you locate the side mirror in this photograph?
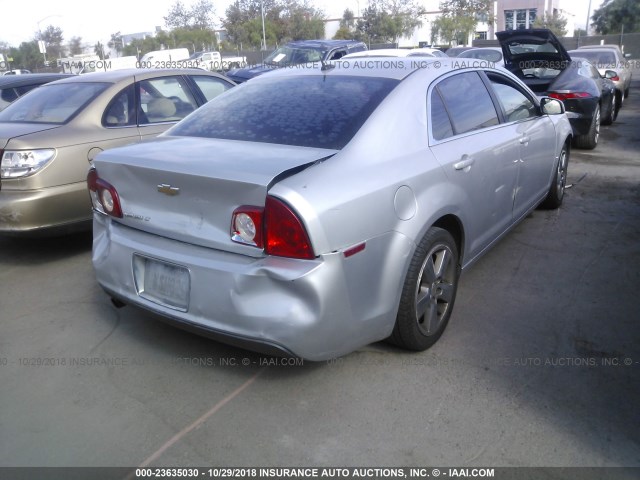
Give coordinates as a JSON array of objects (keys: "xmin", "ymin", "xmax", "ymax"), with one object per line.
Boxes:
[
  {"xmin": 604, "ymin": 69, "xmax": 618, "ymax": 79},
  {"xmin": 540, "ymin": 97, "xmax": 565, "ymax": 115}
]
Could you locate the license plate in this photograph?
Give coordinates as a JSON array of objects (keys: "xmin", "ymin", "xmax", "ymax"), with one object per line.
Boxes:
[{"xmin": 134, "ymin": 255, "xmax": 190, "ymax": 311}]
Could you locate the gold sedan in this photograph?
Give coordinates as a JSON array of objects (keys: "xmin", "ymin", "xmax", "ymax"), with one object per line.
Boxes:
[{"xmin": 0, "ymin": 68, "xmax": 234, "ymax": 235}]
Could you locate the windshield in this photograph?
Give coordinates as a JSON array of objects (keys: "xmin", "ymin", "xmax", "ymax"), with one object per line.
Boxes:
[
  {"xmin": 569, "ymin": 50, "xmax": 616, "ymax": 67},
  {"xmin": 263, "ymin": 46, "xmax": 325, "ymax": 66},
  {"xmin": 0, "ymin": 82, "xmax": 109, "ymax": 124},
  {"xmin": 167, "ymin": 75, "xmax": 399, "ymax": 150}
]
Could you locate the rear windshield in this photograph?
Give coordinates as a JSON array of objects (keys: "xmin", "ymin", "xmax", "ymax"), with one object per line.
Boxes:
[
  {"xmin": 167, "ymin": 75, "xmax": 399, "ymax": 150},
  {"xmin": 0, "ymin": 82, "xmax": 109, "ymax": 124},
  {"xmin": 504, "ymin": 40, "xmax": 561, "ymax": 57}
]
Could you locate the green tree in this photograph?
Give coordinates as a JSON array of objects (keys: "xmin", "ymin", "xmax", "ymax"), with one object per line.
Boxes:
[
  {"xmin": 340, "ymin": 8, "xmax": 355, "ymax": 29},
  {"xmin": 123, "ymin": 35, "xmax": 163, "ymax": 58},
  {"xmin": 532, "ymin": 13, "xmax": 568, "ymax": 37},
  {"xmin": 281, "ymin": 1, "xmax": 325, "ymax": 41},
  {"xmin": 190, "ymin": 0, "xmax": 216, "ymax": 30},
  {"xmin": 591, "ymin": 0, "xmax": 640, "ymax": 34},
  {"xmin": 94, "ymin": 41, "xmax": 107, "ymax": 59},
  {"xmin": 165, "ymin": 1, "xmax": 193, "ymax": 29},
  {"xmin": 222, "ymin": 0, "xmax": 324, "ymax": 49},
  {"xmin": 355, "ymin": 0, "xmax": 426, "ymax": 44},
  {"xmin": 69, "ymin": 36, "xmax": 84, "ymax": 55},
  {"xmin": 36, "ymin": 25, "xmax": 65, "ymax": 59},
  {"xmin": 356, "ymin": 0, "xmax": 426, "ymax": 43},
  {"xmin": 430, "ymin": 15, "xmax": 474, "ymax": 46},
  {"xmin": 164, "ymin": 0, "xmax": 216, "ymax": 30},
  {"xmin": 333, "ymin": 8, "xmax": 359, "ymax": 40},
  {"xmin": 12, "ymin": 42, "xmax": 42, "ymax": 70},
  {"xmin": 356, "ymin": 5, "xmax": 397, "ymax": 44},
  {"xmin": 435, "ymin": 0, "xmax": 494, "ymax": 45},
  {"xmin": 170, "ymin": 27, "xmax": 218, "ymax": 51},
  {"xmin": 108, "ymin": 32, "xmax": 124, "ymax": 57}
]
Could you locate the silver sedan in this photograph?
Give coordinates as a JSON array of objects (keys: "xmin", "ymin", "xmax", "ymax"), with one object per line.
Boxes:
[{"xmin": 90, "ymin": 58, "xmax": 573, "ymax": 360}]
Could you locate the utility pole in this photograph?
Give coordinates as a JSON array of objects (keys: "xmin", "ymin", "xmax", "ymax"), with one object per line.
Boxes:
[{"xmin": 261, "ymin": 0, "xmax": 267, "ymax": 50}]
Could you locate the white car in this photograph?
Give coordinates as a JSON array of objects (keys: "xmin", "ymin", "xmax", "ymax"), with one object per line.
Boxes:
[{"xmin": 2, "ymin": 69, "xmax": 32, "ymax": 75}]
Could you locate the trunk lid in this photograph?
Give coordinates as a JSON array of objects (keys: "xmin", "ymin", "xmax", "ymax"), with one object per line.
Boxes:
[
  {"xmin": 93, "ymin": 136, "xmax": 337, "ymax": 255},
  {"xmin": 496, "ymin": 28, "xmax": 572, "ymax": 71},
  {"xmin": 0, "ymin": 122, "xmax": 62, "ymax": 149}
]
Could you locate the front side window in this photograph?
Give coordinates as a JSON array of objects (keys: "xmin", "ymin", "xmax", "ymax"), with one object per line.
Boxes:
[
  {"xmin": 168, "ymin": 75, "xmax": 399, "ymax": 150},
  {"xmin": 434, "ymin": 72, "xmax": 499, "ymax": 136},
  {"xmin": 191, "ymin": 76, "xmax": 233, "ymax": 102},
  {"xmin": 0, "ymin": 82, "xmax": 109, "ymax": 124},
  {"xmin": 488, "ymin": 74, "xmax": 537, "ymax": 122},
  {"xmin": 138, "ymin": 76, "xmax": 198, "ymax": 124}
]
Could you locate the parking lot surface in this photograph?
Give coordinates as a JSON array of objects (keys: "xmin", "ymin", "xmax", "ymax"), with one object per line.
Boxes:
[{"xmin": 1, "ymin": 84, "xmax": 639, "ymax": 470}]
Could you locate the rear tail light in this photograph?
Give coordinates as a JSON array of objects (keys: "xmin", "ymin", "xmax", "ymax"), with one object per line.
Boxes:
[
  {"xmin": 231, "ymin": 196, "xmax": 315, "ymax": 260},
  {"xmin": 609, "ymin": 75, "xmax": 620, "ymax": 81},
  {"xmin": 87, "ymin": 168, "xmax": 123, "ymax": 218},
  {"xmin": 548, "ymin": 92, "xmax": 592, "ymax": 101}
]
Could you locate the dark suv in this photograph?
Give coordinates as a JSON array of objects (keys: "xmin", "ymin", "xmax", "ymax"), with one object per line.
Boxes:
[{"xmin": 226, "ymin": 40, "xmax": 367, "ymax": 83}]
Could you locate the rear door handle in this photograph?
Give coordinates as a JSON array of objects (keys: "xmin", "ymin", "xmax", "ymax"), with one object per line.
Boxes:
[
  {"xmin": 519, "ymin": 135, "xmax": 531, "ymax": 145},
  {"xmin": 454, "ymin": 157, "xmax": 475, "ymax": 171}
]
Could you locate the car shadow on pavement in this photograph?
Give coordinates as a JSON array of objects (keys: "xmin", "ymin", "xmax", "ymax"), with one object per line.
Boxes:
[{"xmin": 0, "ymin": 230, "xmax": 93, "ymax": 265}]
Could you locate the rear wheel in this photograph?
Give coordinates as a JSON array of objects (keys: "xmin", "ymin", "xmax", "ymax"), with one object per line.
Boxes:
[
  {"xmin": 388, "ymin": 227, "xmax": 459, "ymax": 351},
  {"xmin": 574, "ymin": 105, "xmax": 600, "ymax": 150},
  {"xmin": 540, "ymin": 143, "xmax": 569, "ymax": 209},
  {"xmin": 602, "ymin": 94, "xmax": 616, "ymax": 125}
]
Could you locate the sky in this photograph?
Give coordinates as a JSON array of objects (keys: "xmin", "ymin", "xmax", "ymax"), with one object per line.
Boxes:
[{"xmin": 2, "ymin": 0, "xmax": 604, "ymax": 50}]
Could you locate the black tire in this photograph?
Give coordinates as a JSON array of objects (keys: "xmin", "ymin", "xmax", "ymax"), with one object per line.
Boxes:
[
  {"xmin": 388, "ymin": 227, "xmax": 460, "ymax": 351},
  {"xmin": 601, "ymin": 93, "xmax": 616, "ymax": 125},
  {"xmin": 540, "ymin": 142, "xmax": 569, "ymax": 209},
  {"xmin": 614, "ymin": 91, "xmax": 621, "ymax": 121},
  {"xmin": 574, "ymin": 105, "xmax": 600, "ymax": 150}
]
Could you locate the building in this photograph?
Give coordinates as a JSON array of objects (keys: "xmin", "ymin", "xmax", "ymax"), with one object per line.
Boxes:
[{"xmin": 495, "ymin": 0, "xmax": 575, "ymax": 36}]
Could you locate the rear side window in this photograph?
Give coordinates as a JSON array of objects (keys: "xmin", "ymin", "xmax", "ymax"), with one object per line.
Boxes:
[
  {"xmin": 191, "ymin": 76, "xmax": 233, "ymax": 102},
  {"xmin": 430, "ymin": 90, "xmax": 454, "ymax": 140},
  {"xmin": 103, "ymin": 85, "xmax": 135, "ymax": 127},
  {"xmin": 433, "ymin": 72, "xmax": 499, "ymax": 136},
  {"xmin": 168, "ymin": 75, "xmax": 399, "ymax": 150},
  {"xmin": 15, "ymin": 84, "xmax": 41, "ymax": 96},
  {"xmin": 0, "ymin": 87, "xmax": 18, "ymax": 104}
]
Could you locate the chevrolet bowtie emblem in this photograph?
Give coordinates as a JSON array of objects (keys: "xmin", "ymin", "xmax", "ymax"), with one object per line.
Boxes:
[{"xmin": 157, "ymin": 184, "xmax": 180, "ymax": 196}]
